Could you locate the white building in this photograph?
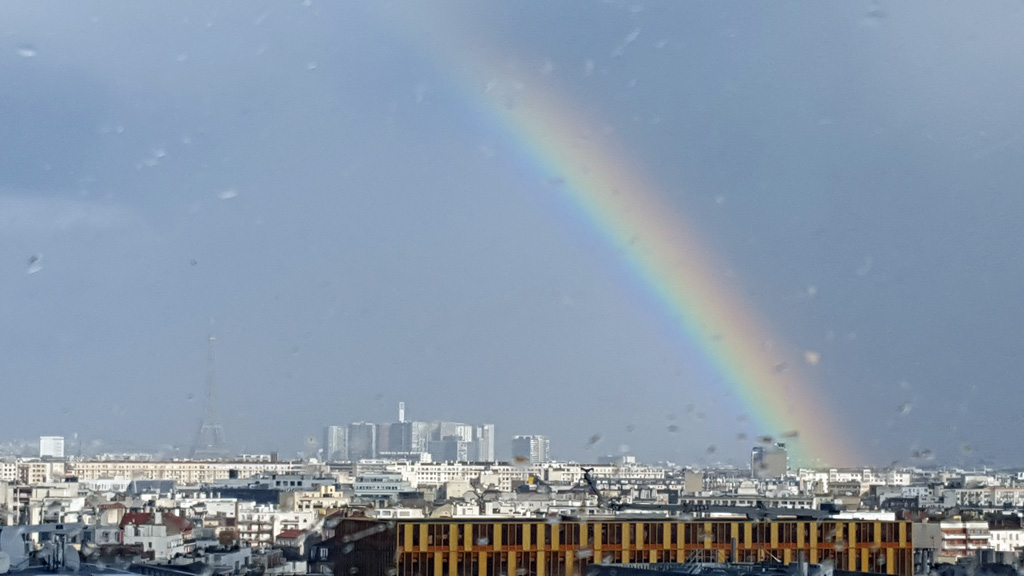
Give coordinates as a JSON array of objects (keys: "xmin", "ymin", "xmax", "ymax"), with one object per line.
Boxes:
[
  {"xmin": 236, "ymin": 505, "xmax": 318, "ymax": 549},
  {"xmin": 353, "ymin": 473, "xmax": 412, "ymax": 503},
  {"xmin": 989, "ymin": 525, "xmax": 1024, "ymax": 553},
  {"xmin": 39, "ymin": 436, "xmax": 65, "ymax": 459}
]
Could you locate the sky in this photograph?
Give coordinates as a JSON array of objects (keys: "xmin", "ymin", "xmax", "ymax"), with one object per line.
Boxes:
[{"xmin": 2, "ymin": 1, "xmax": 1024, "ymax": 467}]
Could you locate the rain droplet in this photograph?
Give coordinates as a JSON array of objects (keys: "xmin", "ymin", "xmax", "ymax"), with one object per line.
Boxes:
[
  {"xmin": 476, "ymin": 537, "xmax": 489, "ymax": 545},
  {"xmin": 706, "ymin": 445, "xmax": 716, "ymax": 454},
  {"xmin": 961, "ymin": 444, "xmax": 972, "ymax": 454},
  {"xmin": 186, "ymin": 393, "xmax": 195, "ymax": 401},
  {"xmin": 897, "ymin": 402, "xmax": 912, "ymax": 416},
  {"xmin": 782, "ymin": 430, "xmax": 800, "ymax": 439},
  {"xmin": 342, "ymin": 543, "xmax": 354, "ymax": 554},
  {"xmin": 667, "ymin": 424, "xmax": 679, "ymax": 433},
  {"xmin": 625, "ymin": 424, "xmax": 635, "ymax": 433},
  {"xmin": 218, "ymin": 188, "xmax": 238, "ymax": 200},
  {"xmin": 577, "ymin": 548, "xmax": 594, "ymax": 559},
  {"xmin": 586, "ymin": 434, "xmax": 602, "ymax": 447},
  {"xmin": 804, "ymin": 351, "xmax": 821, "ymax": 366},
  {"xmin": 16, "ymin": 45, "xmax": 37, "ymax": 58},
  {"xmin": 736, "ymin": 433, "xmax": 748, "ymax": 441},
  {"xmin": 190, "ymin": 259, "xmax": 198, "ymax": 266},
  {"xmin": 306, "ymin": 61, "xmax": 318, "ymax": 71},
  {"xmin": 758, "ymin": 436, "xmax": 774, "ymax": 444},
  {"xmin": 806, "ymin": 285, "xmax": 818, "ymax": 297},
  {"xmin": 773, "ymin": 362, "xmax": 789, "ymax": 373},
  {"xmin": 27, "ymin": 254, "xmax": 43, "ymax": 274}
]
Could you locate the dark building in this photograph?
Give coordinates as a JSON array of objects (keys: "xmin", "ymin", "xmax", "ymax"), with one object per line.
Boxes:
[{"xmin": 348, "ymin": 423, "xmax": 378, "ymax": 461}]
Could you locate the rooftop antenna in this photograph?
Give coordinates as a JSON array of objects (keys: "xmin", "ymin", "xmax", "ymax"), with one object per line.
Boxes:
[{"xmin": 190, "ymin": 334, "xmax": 229, "ymax": 459}]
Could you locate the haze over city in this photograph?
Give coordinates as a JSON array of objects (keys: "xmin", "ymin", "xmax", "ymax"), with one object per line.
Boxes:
[{"xmin": 3, "ymin": 1, "xmax": 1024, "ymax": 467}]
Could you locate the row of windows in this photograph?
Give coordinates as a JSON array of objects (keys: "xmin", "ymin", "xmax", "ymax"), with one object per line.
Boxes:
[
  {"xmin": 393, "ymin": 548, "xmax": 916, "ymax": 576},
  {"xmin": 406, "ymin": 521, "xmax": 906, "ymax": 550}
]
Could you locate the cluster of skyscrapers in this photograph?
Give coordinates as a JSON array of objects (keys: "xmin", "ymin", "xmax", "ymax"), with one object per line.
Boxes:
[{"xmin": 322, "ymin": 402, "xmax": 498, "ymax": 463}]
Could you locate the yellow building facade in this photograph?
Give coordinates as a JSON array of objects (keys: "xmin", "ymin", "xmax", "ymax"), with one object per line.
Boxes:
[{"xmin": 394, "ymin": 518, "xmax": 914, "ymax": 576}]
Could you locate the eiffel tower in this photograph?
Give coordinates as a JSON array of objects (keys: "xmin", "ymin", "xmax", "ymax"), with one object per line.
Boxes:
[{"xmin": 191, "ymin": 335, "xmax": 229, "ymax": 459}]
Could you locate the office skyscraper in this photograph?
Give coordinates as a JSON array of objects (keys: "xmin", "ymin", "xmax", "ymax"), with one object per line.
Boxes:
[
  {"xmin": 512, "ymin": 435, "xmax": 549, "ymax": 464},
  {"xmin": 348, "ymin": 422, "xmax": 378, "ymax": 461},
  {"xmin": 475, "ymin": 424, "xmax": 495, "ymax": 462},
  {"xmin": 323, "ymin": 426, "xmax": 348, "ymax": 462}
]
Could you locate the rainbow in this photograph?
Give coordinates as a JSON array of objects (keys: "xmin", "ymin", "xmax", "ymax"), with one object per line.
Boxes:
[{"xmin": 385, "ymin": 9, "xmax": 862, "ymax": 466}]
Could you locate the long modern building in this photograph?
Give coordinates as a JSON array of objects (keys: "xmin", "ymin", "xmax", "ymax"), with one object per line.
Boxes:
[{"xmin": 315, "ymin": 516, "xmax": 915, "ymax": 576}]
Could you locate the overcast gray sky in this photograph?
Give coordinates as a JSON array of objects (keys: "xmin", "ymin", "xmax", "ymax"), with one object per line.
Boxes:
[{"xmin": 3, "ymin": 1, "xmax": 1024, "ymax": 466}]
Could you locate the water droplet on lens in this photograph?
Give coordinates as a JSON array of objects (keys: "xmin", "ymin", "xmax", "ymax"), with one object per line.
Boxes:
[
  {"xmin": 667, "ymin": 425, "xmax": 679, "ymax": 433},
  {"xmin": 27, "ymin": 254, "xmax": 43, "ymax": 274},
  {"xmin": 476, "ymin": 537, "xmax": 489, "ymax": 545},
  {"xmin": 897, "ymin": 402, "xmax": 912, "ymax": 416},
  {"xmin": 17, "ymin": 45, "xmax": 37, "ymax": 58},
  {"xmin": 218, "ymin": 188, "xmax": 238, "ymax": 200},
  {"xmin": 803, "ymin": 351, "xmax": 820, "ymax": 365}
]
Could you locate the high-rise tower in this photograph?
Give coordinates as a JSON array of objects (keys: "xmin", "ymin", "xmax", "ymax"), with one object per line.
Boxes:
[{"xmin": 191, "ymin": 335, "xmax": 229, "ymax": 459}]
